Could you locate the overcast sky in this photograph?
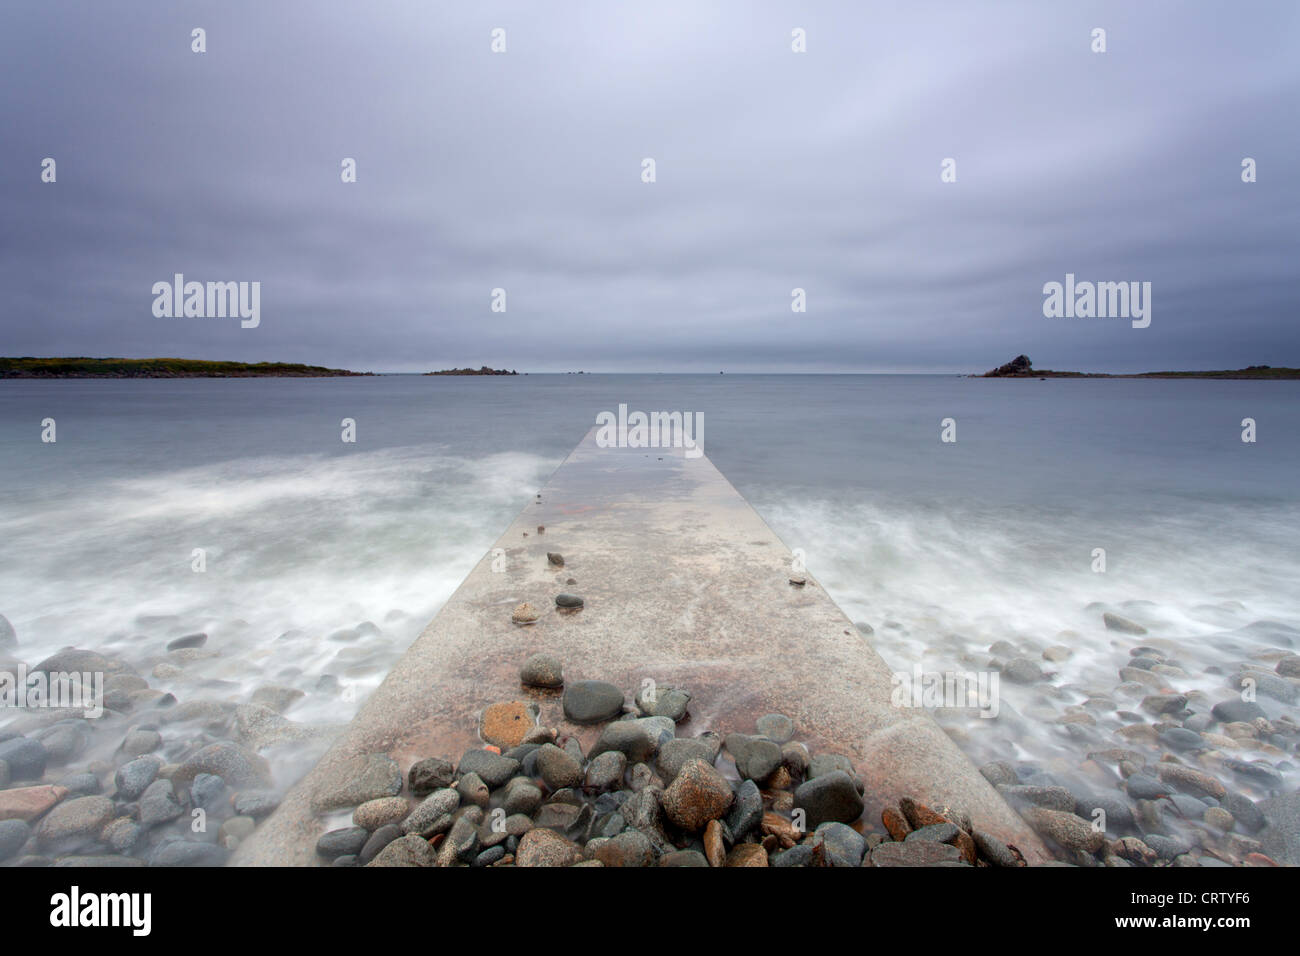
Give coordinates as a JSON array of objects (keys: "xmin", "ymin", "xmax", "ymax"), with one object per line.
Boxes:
[{"xmin": 2, "ymin": 1, "xmax": 1297, "ymax": 373}]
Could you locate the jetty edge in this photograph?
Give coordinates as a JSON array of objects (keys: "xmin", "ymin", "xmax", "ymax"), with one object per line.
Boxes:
[{"xmin": 233, "ymin": 427, "xmax": 1050, "ymax": 865}]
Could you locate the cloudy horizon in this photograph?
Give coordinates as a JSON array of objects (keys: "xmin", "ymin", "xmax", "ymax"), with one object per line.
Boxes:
[{"xmin": 2, "ymin": 1, "xmax": 1298, "ymax": 374}]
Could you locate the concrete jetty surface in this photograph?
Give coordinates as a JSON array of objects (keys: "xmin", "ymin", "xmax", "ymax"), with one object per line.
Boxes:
[{"xmin": 235, "ymin": 428, "xmax": 1049, "ymax": 865}]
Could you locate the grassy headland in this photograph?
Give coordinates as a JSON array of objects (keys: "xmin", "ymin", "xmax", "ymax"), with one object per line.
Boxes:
[{"xmin": 0, "ymin": 357, "xmax": 369, "ymax": 378}]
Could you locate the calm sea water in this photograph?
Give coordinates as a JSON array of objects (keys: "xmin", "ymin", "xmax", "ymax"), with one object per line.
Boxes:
[{"xmin": 2, "ymin": 374, "xmax": 1298, "ymax": 778}]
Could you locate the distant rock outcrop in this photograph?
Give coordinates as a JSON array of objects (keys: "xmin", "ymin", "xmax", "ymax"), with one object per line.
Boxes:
[{"xmin": 983, "ymin": 355, "xmax": 1035, "ymax": 377}]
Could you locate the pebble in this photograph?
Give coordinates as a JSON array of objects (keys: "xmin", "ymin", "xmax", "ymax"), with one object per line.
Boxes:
[
  {"xmin": 122, "ymin": 728, "xmax": 162, "ymax": 757},
  {"xmin": 793, "ymin": 770, "xmax": 864, "ymax": 828},
  {"xmin": 139, "ymin": 780, "xmax": 184, "ymax": 826},
  {"xmin": 511, "ymin": 603, "xmax": 540, "ymax": 625},
  {"xmin": 536, "ymin": 744, "xmax": 584, "ymax": 790},
  {"xmin": 479, "ymin": 701, "xmax": 538, "ymax": 750},
  {"xmin": 1103, "ymin": 613, "xmax": 1148, "ymax": 635},
  {"xmin": 1212, "ymin": 700, "xmax": 1267, "ymax": 724},
  {"xmin": 1022, "ymin": 807, "xmax": 1105, "ymax": 854},
  {"xmin": 732, "ymin": 737, "xmax": 782, "ymax": 784},
  {"xmin": 456, "ymin": 749, "xmax": 520, "ymax": 788},
  {"xmin": 35, "ymin": 795, "xmax": 114, "ymax": 850},
  {"xmin": 726, "ymin": 779, "xmax": 763, "ymax": 840},
  {"xmin": 1002, "ymin": 658, "xmax": 1046, "ymax": 684},
  {"xmin": 661, "ymin": 849, "xmax": 710, "ymax": 867},
  {"xmin": 584, "ymin": 751, "xmax": 627, "ymax": 791},
  {"xmin": 814, "ymin": 821, "xmax": 867, "ymax": 866},
  {"xmin": 590, "ymin": 717, "xmax": 674, "ymax": 763},
  {"xmin": 555, "ymin": 593, "xmax": 584, "ymax": 609},
  {"xmin": 656, "ymin": 735, "xmax": 721, "ymax": 781},
  {"xmin": 562, "ymin": 680, "xmax": 625, "ymax": 724},
  {"xmin": 594, "ymin": 829, "xmax": 654, "ymax": 867},
  {"xmin": 755, "ymin": 713, "xmax": 794, "ymax": 742},
  {"xmin": 662, "ymin": 759, "xmax": 734, "ymax": 831},
  {"xmin": 353, "ymin": 796, "xmax": 409, "ymax": 830},
  {"xmin": 408, "ymin": 756, "xmax": 455, "ymax": 795},
  {"xmin": 367, "ymin": 833, "xmax": 435, "ymax": 867},
  {"xmin": 402, "ymin": 789, "xmax": 460, "ymax": 838},
  {"xmin": 726, "ymin": 843, "xmax": 769, "ymax": 866},
  {"xmin": 148, "ymin": 841, "xmax": 228, "ymax": 867},
  {"xmin": 634, "ymin": 685, "xmax": 691, "ymax": 722},
  {"xmin": 516, "ymin": 828, "xmax": 583, "ymax": 867},
  {"xmin": 233, "ymin": 790, "xmax": 280, "ymax": 818},
  {"xmin": 359, "ymin": 823, "xmax": 403, "ymax": 864},
  {"xmin": 0, "ymin": 738, "xmax": 47, "ymax": 781},
  {"xmin": 114, "ymin": 755, "xmax": 163, "ymax": 800},
  {"xmin": 870, "ymin": 841, "xmax": 963, "ymax": 866},
  {"xmin": 0, "ymin": 819, "xmax": 30, "ymax": 861},
  {"xmin": 519, "ymin": 654, "xmax": 563, "ymax": 688}
]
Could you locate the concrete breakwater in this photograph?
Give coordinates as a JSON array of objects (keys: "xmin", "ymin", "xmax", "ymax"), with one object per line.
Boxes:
[{"xmin": 233, "ymin": 428, "xmax": 1049, "ymax": 865}]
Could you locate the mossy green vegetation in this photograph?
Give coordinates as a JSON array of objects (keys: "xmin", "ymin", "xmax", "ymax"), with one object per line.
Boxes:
[{"xmin": 0, "ymin": 357, "xmax": 367, "ymax": 378}]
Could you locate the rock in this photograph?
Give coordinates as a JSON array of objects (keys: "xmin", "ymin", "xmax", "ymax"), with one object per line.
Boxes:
[
  {"xmin": 1043, "ymin": 645, "xmax": 1073, "ymax": 662},
  {"xmin": 998, "ymin": 785, "xmax": 1075, "ymax": 813},
  {"xmin": 479, "ymin": 700, "xmax": 539, "ymax": 750},
  {"xmin": 1074, "ymin": 792, "xmax": 1134, "ymax": 832},
  {"xmin": 584, "ymin": 751, "xmax": 627, "ymax": 791},
  {"xmin": 1223, "ymin": 792, "xmax": 1266, "ymax": 833},
  {"xmin": 534, "ymin": 744, "xmax": 581, "ymax": 791},
  {"xmin": 594, "ymin": 829, "xmax": 654, "ymax": 867},
  {"xmin": 973, "ymin": 829, "xmax": 1022, "ymax": 866},
  {"xmin": 1022, "ymin": 807, "xmax": 1105, "ymax": 854},
  {"xmin": 516, "ymin": 828, "xmax": 583, "ymax": 867},
  {"xmin": 114, "ymin": 756, "xmax": 163, "ymax": 800},
  {"xmin": 0, "ymin": 738, "xmax": 47, "ymax": 781},
  {"xmin": 980, "ymin": 760, "xmax": 1018, "ymax": 788},
  {"xmin": 771, "ymin": 844, "xmax": 815, "ymax": 867},
  {"xmin": 1228, "ymin": 670, "xmax": 1297, "ymax": 704},
  {"xmin": 359, "ymin": 823, "xmax": 403, "ymax": 864},
  {"xmin": 1157, "ymin": 763, "xmax": 1226, "ymax": 800},
  {"xmin": 1224, "ymin": 759, "xmax": 1284, "ymax": 788},
  {"xmin": 781, "ymin": 741, "xmax": 810, "ymax": 778},
  {"xmin": 1103, "ymin": 613, "xmax": 1148, "ymax": 635},
  {"xmin": 1159, "ymin": 728, "xmax": 1204, "ymax": 752},
  {"xmin": 408, "ymin": 756, "xmax": 455, "ymax": 795},
  {"xmin": 1256, "ymin": 792, "xmax": 1300, "ymax": 865},
  {"xmin": 138, "ymin": 780, "xmax": 183, "ymax": 826},
  {"xmin": 317, "ymin": 826, "xmax": 369, "ymax": 860},
  {"xmin": 634, "ymin": 685, "xmax": 691, "ymax": 722},
  {"xmin": 189, "ymin": 773, "xmax": 225, "ymax": 810},
  {"xmin": 35, "ymin": 724, "xmax": 89, "ymax": 764},
  {"xmin": 249, "ymin": 685, "xmax": 305, "ymax": 713},
  {"xmin": 547, "ymin": 552, "xmax": 564, "ymax": 567},
  {"xmin": 555, "ymin": 593, "xmax": 584, "ymax": 609},
  {"xmin": 175, "ymin": 742, "xmax": 270, "ymax": 788},
  {"xmin": 793, "ymin": 771, "xmax": 864, "ymax": 828},
  {"xmin": 402, "ymin": 789, "xmax": 460, "ymax": 838},
  {"xmin": 660, "ymin": 849, "xmax": 709, "ymax": 867},
  {"xmin": 511, "ymin": 603, "xmax": 540, "ymax": 625},
  {"xmin": 1144, "ymin": 834, "xmax": 1191, "ymax": 861},
  {"xmin": 1276, "ymin": 655, "xmax": 1300, "ymax": 678},
  {"xmin": 755, "ymin": 713, "xmax": 794, "ymax": 743},
  {"xmin": 148, "ymin": 841, "xmax": 228, "ymax": 867},
  {"xmin": 121, "ymin": 728, "xmax": 162, "ymax": 757},
  {"xmin": 57, "ymin": 773, "xmax": 100, "ymax": 796},
  {"xmin": 1204, "ymin": 806, "xmax": 1234, "ymax": 831},
  {"xmin": 906, "ymin": 822, "xmax": 961, "ymax": 844},
  {"xmin": 166, "ymin": 633, "xmax": 208, "ymax": 651},
  {"xmin": 732, "ymin": 737, "xmax": 782, "ymax": 784},
  {"xmin": 451, "ymin": 750, "xmax": 515, "ymax": 790},
  {"xmin": 1211, "ymin": 699, "xmax": 1267, "ymax": 724},
  {"xmin": 519, "ymin": 654, "xmax": 563, "ymax": 688},
  {"xmin": 590, "ymin": 717, "xmax": 674, "ymax": 764},
  {"xmin": 233, "ymin": 790, "xmax": 280, "ymax": 818},
  {"xmin": 813, "ymin": 822, "xmax": 867, "ymax": 866},
  {"xmin": 726, "ymin": 779, "xmax": 763, "ymax": 840},
  {"xmin": 1125, "ymin": 773, "xmax": 1172, "ymax": 801},
  {"xmin": 30, "ymin": 648, "xmax": 136, "ymax": 680},
  {"xmin": 656, "ymin": 735, "xmax": 721, "ymax": 781},
  {"xmin": 503, "ymin": 780, "xmax": 542, "ymax": 816},
  {"xmin": 1002, "ymin": 658, "xmax": 1046, "ymax": 684},
  {"xmin": 35, "ymin": 796, "xmax": 114, "ymax": 850},
  {"xmin": 870, "ymin": 841, "xmax": 963, "ymax": 866},
  {"xmin": 703, "ymin": 818, "xmax": 726, "ymax": 866},
  {"xmin": 561, "ymin": 680, "xmax": 624, "ymax": 724},
  {"xmin": 807, "ymin": 753, "xmax": 854, "ymax": 779},
  {"xmin": 450, "ymin": 768, "xmax": 490, "ymax": 806},
  {"xmin": 725, "ymin": 843, "xmax": 768, "ymax": 866},
  {"xmin": 1142, "ymin": 694, "xmax": 1188, "ymax": 715},
  {"xmin": 0, "ymin": 820, "xmax": 30, "ymax": 861},
  {"xmin": 662, "ymin": 759, "xmax": 734, "ymax": 831},
  {"xmin": 882, "ymin": 806, "xmax": 911, "ymax": 841},
  {"xmin": 0, "ymin": 785, "xmax": 66, "ymax": 824},
  {"xmin": 440, "ymin": 815, "xmax": 480, "ymax": 864},
  {"xmin": 217, "ymin": 816, "xmax": 255, "ymax": 847},
  {"xmin": 367, "ymin": 833, "xmax": 435, "ymax": 867},
  {"xmin": 310, "ymin": 753, "xmax": 402, "ymax": 813}
]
